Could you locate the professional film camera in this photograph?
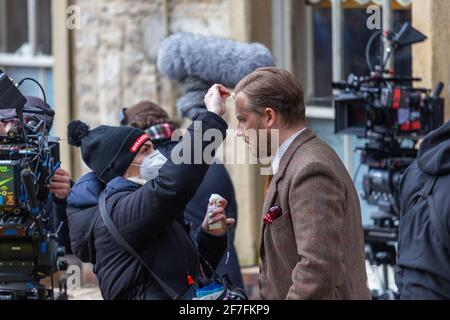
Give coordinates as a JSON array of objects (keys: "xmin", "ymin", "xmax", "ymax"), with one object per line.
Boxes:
[
  {"xmin": 0, "ymin": 70, "xmax": 68, "ymax": 300},
  {"xmin": 333, "ymin": 23, "xmax": 445, "ymax": 299}
]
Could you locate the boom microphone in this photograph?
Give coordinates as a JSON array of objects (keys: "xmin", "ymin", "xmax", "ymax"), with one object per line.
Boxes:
[
  {"xmin": 157, "ymin": 33, "xmax": 275, "ymax": 119},
  {"xmin": 157, "ymin": 33, "xmax": 274, "ymax": 87}
]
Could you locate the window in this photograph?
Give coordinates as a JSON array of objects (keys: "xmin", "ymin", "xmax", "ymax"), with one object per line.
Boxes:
[
  {"xmin": 0, "ymin": 0, "xmax": 52, "ymax": 56},
  {"xmin": 0, "ymin": 0, "xmax": 54, "ymax": 114},
  {"xmin": 309, "ymin": 2, "xmax": 412, "ymax": 107}
]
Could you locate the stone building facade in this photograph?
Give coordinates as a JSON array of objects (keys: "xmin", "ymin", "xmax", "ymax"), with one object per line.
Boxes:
[{"xmin": 71, "ymin": 0, "xmax": 233, "ymax": 128}]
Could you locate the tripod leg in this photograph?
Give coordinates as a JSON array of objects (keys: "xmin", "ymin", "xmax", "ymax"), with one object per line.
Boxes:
[{"xmin": 382, "ymin": 264, "xmax": 389, "ymax": 291}]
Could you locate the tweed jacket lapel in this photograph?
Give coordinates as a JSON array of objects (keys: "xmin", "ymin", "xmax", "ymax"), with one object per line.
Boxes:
[{"xmin": 260, "ymin": 129, "xmax": 317, "ymax": 254}]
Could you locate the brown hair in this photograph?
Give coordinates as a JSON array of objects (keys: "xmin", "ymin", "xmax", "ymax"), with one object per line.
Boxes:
[
  {"xmin": 123, "ymin": 101, "xmax": 180, "ymax": 130},
  {"xmin": 235, "ymin": 67, "xmax": 305, "ymax": 125}
]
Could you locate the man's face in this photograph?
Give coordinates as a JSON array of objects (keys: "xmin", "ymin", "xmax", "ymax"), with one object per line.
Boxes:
[
  {"xmin": 235, "ymin": 92, "xmax": 274, "ymax": 158},
  {"xmin": 134, "ymin": 141, "xmax": 155, "ymax": 164},
  {"xmin": 0, "ymin": 119, "xmax": 19, "ymax": 136},
  {"xmin": 0, "ymin": 116, "xmax": 50, "ymax": 136}
]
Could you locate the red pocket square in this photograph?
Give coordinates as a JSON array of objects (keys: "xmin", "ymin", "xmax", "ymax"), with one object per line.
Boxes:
[{"xmin": 264, "ymin": 206, "xmax": 282, "ymax": 224}]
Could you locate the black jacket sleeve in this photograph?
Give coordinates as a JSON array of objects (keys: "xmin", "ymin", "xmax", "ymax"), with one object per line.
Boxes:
[
  {"xmin": 110, "ymin": 112, "xmax": 228, "ymax": 247},
  {"xmin": 196, "ymin": 228, "xmax": 227, "ymax": 277}
]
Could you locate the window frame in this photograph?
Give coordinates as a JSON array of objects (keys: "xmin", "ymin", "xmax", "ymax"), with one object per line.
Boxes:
[
  {"xmin": 0, "ymin": 0, "xmax": 7, "ymax": 53},
  {"xmin": 273, "ymin": 0, "xmax": 410, "ymax": 121},
  {"xmin": 272, "ymin": 0, "xmax": 329, "ymax": 120},
  {"xmin": 0, "ymin": 0, "xmax": 54, "ymax": 68}
]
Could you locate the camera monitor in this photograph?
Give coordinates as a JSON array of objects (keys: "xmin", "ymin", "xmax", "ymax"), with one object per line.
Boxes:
[
  {"xmin": 0, "ymin": 162, "xmax": 19, "ymax": 209},
  {"xmin": 334, "ymin": 93, "xmax": 368, "ymax": 136},
  {"xmin": 0, "ymin": 71, "xmax": 27, "ymax": 110}
]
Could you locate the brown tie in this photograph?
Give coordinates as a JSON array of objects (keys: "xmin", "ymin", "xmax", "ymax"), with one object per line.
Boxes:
[{"xmin": 264, "ymin": 175, "xmax": 274, "ymax": 197}]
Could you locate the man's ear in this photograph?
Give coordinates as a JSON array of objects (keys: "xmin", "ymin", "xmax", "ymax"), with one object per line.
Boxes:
[{"xmin": 264, "ymin": 108, "xmax": 277, "ymax": 128}]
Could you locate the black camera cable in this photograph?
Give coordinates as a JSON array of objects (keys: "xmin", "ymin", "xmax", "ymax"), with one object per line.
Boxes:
[{"xmin": 366, "ymin": 30, "xmax": 383, "ymax": 73}]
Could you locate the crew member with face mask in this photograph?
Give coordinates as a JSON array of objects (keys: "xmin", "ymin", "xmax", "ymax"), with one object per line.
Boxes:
[
  {"xmin": 66, "ymin": 85, "xmax": 234, "ymax": 300},
  {"xmin": 120, "ymin": 101, "xmax": 244, "ymax": 290}
]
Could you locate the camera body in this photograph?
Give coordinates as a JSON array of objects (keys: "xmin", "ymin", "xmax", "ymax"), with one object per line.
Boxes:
[
  {"xmin": 0, "ymin": 141, "xmax": 61, "ymax": 273},
  {"xmin": 0, "ymin": 70, "xmax": 66, "ymax": 300},
  {"xmin": 334, "ymin": 75, "xmax": 444, "ymax": 139},
  {"xmin": 334, "ymin": 74, "xmax": 444, "ymax": 214}
]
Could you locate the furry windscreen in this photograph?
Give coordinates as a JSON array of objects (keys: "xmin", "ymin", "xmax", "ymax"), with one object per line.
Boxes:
[
  {"xmin": 157, "ymin": 33, "xmax": 275, "ymax": 88},
  {"xmin": 157, "ymin": 33, "xmax": 275, "ymax": 119}
]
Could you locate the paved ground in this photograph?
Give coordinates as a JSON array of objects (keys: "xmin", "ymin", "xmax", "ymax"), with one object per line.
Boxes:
[
  {"xmin": 66, "ymin": 264, "xmax": 396, "ymax": 300},
  {"xmin": 68, "ymin": 288, "xmax": 103, "ymax": 300}
]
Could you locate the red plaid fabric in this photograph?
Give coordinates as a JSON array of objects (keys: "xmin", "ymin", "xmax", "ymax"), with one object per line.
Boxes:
[
  {"xmin": 145, "ymin": 123, "xmax": 176, "ymax": 143},
  {"xmin": 263, "ymin": 206, "xmax": 282, "ymax": 225}
]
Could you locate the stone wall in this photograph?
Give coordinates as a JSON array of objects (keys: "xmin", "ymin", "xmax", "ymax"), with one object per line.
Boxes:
[
  {"xmin": 72, "ymin": 0, "xmax": 231, "ymax": 129},
  {"xmin": 412, "ymin": 0, "xmax": 450, "ymax": 121},
  {"xmin": 71, "ymin": 0, "xmax": 232, "ymax": 172}
]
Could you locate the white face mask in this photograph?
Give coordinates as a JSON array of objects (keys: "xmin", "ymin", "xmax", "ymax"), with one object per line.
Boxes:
[{"xmin": 139, "ymin": 150, "xmax": 168, "ymax": 181}]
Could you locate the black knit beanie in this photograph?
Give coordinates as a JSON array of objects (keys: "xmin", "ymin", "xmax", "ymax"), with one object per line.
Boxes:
[{"xmin": 68, "ymin": 120, "xmax": 150, "ymax": 183}]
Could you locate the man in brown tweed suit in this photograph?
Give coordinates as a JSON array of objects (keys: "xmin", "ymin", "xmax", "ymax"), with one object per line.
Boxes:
[{"xmin": 233, "ymin": 67, "xmax": 371, "ymax": 300}]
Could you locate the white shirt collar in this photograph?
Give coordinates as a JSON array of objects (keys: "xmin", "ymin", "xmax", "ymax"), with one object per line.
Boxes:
[{"xmin": 271, "ymin": 127, "xmax": 308, "ymax": 175}]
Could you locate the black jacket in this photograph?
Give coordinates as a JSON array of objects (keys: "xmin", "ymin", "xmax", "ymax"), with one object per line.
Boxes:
[
  {"xmin": 156, "ymin": 140, "xmax": 243, "ymax": 288},
  {"xmin": 396, "ymin": 121, "xmax": 450, "ymax": 300},
  {"xmin": 67, "ymin": 112, "xmax": 229, "ymax": 300}
]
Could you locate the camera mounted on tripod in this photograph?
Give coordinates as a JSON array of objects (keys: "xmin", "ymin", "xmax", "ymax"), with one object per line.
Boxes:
[
  {"xmin": 332, "ymin": 23, "xmax": 445, "ymax": 299},
  {"xmin": 333, "ymin": 22, "xmax": 445, "ymax": 218}
]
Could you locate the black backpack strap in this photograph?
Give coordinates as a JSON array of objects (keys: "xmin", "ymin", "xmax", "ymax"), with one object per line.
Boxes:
[
  {"xmin": 419, "ymin": 176, "xmax": 450, "ymax": 250},
  {"xmin": 418, "ymin": 176, "xmax": 439, "ymax": 198},
  {"xmin": 98, "ymin": 190, "xmax": 179, "ymax": 300}
]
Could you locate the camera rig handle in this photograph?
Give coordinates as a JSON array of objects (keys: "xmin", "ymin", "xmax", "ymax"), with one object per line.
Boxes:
[
  {"xmin": 432, "ymin": 82, "xmax": 444, "ymax": 99},
  {"xmin": 21, "ymin": 169, "xmax": 39, "ymax": 215}
]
